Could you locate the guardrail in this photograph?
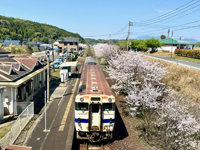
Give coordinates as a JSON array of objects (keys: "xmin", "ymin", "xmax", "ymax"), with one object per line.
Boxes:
[{"xmin": 0, "ymin": 102, "xmax": 34, "ymax": 150}]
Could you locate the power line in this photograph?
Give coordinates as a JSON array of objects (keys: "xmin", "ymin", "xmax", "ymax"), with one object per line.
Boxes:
[
  {"xmin": 83, "ymin": 32, "xmax": 128, "ymax": 38},
  {"xmin": 133, "ymin": 19, "xmax": 200, "ymax": 35},
  {"xmin": 131, "ymin": 24, "xmax": 200, "ymax": 37},
  {"xmin": 174, "ymin": 24, "xmax": 200, "ymax": 31},
  {"xmin": 139, "ymin": 0, "xmax": 196, "ymax": 23},
  {"xmin": 135, "ymin": 0, "xmax": 169, "ymax": 18},
  {"xmin": 135, "ymin": 1, "xmax": 200, "ymax": 26}
]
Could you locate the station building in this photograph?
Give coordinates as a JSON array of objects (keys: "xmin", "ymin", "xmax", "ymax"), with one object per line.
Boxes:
[{"xmin": 0, "ymin": 54, "xmax": 53, "ymax": 118}]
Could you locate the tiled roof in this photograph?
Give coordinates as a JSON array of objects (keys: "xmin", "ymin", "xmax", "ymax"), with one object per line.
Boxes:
[
  {"xmin": 14, "ymin": 58, "xmax": 38, "ymax": 70},
  {"xmin": 0, "ymin": 55, "xmax": 48, "ymax": 82},
  {"xmin": 0, "ymin": 57, "xmax": 18, "ymax": 62},
  {"xmin": 0, "ymin": 65, "xmax": 12, "ymax": 74}
]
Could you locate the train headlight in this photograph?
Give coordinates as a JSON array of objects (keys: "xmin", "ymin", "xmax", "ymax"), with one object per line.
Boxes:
[
  {"xmin": 78, "ymin": 117, "xmax": 81, "ymax": 123},
  {"xmin": 110, "ymin": 118, "xmax": 113, "ymax": 123},
  {"xmin": 80, "ymin": 98, "xmax": 84, "ymax": 102},
  {"xmin": 108, "ymin": 98, "xmax": 112, "ymax": 102}
]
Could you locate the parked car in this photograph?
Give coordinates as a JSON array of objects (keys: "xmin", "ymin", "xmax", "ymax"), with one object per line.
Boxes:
[
  {"xmin": 54, "ymin": 61, "xmax": 61, "ymax": 69},
  {"xmin": 56, "ymin": 58, "xmax": 64, "ymax": 63}
]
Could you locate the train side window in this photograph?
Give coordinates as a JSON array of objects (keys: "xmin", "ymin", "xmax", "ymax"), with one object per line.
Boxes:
[
  {"xmin": 75, "ymin": 102, "xmax": 88, "ymax": 110},
  {"xmin": 103, "ymin": 103, "xmax": 115, "ymax": 111}
]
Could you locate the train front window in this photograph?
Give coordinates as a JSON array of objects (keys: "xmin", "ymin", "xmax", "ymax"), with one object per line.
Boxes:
[
  {"xmin": 75, "ymin": 102, "xmax": 88, "ymax": 110},
  {"xmin": 103, "ymin": 103, "xmax": 115, "ymax": 111}
]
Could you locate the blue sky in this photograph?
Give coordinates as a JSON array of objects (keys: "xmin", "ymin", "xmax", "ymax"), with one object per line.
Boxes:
[{"xmin": 0, "ymin": 0, "xmax": 200, "ymax": 41}]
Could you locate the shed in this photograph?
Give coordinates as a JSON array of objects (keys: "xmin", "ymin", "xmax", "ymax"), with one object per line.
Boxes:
[{"xmin": 59, "ymin": 61, "xmax": 78, "ymax": 82}]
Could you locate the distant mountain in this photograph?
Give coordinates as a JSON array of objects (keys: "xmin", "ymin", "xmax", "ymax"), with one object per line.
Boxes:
[
  {"xmin": 135, "ymin": 36, "xmax": 199, "ymax": 43},
  {"xmin": 0, "ymin": 15, "xmax": 84, "ymax": 43},
  {"xmin": 136, "ymin": 35, "xmax": 160, "ymax": 40},
  {"xmin": 183, "ymin": 38, "xmax": 199, "ymax": 43}
]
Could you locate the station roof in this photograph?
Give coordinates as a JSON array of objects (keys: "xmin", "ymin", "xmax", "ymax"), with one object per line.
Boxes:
[{"xmin": 60, "ymin": 61, "xmax": 77, "ymax": 67}]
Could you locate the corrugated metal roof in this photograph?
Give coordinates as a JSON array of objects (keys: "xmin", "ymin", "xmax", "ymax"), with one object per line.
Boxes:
[
  {"xmin": 3, "ymin": 40, "xmax": 20, "ymax": 46},
  {"xmin": 64, "ymin": 37, "xmax": 79, "ymax": 42},
  {"xmin": 160, "ymin": 38, "xmax": 196, "ymax": 45},
  {"xmin": 160, "ymin": 38, "xmax": 179, "ymax": 44},
  {"xmin": 60, "ymin": 61, "xmax": 78, "ymax": 67}
]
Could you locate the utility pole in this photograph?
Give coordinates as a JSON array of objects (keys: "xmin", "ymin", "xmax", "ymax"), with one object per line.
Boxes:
[
  {"xmin": 109, "ymin": 34, "xmax": 111, "ymax": 44},
  {"xmin": 52, "ymin": 40, "xmax": 55, "ymax": 71},
  {"xmin": 127, "ymin": 21, "xmax": 133, "ymax": 51},
  {"xmin": 180, "ymin": 36, "xmax": 181, "ymax": 49},
  {"xmin": 171, "ymin": 31, "xmax": 174, "ymax": 58},
  {"xmin": 46, "ymin": 50, "xmax": 50, "ymax": 102}
]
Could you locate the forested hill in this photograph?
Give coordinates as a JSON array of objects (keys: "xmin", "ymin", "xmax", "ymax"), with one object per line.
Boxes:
[{"xmin": 0, "ymin": 15, "xmax": 84, "ymax": 43}]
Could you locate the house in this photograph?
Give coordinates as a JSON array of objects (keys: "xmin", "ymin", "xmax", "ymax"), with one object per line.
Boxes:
[
  {"xmin": 0, "ymin": 54, "xmax": 53, "ymax": 116},
  {"xmin": 26, "ymin": 42, "xmax": 40, "ymax": 47},
  {"xmin": 158, "ymin": 38, "xmax": 196, "ymax": 52},
  {"xmin": 2, "ymin": 40, "xmax": 20, "ymax": 47},
  {"xmin": 54, "ymin": 37, "xmax": 79, "ymax": 53}
]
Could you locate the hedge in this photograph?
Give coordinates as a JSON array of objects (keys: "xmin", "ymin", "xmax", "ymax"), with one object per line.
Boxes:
[{"xmin": 175, "ymin": 49, "xmax": 200, "ymax": 58}]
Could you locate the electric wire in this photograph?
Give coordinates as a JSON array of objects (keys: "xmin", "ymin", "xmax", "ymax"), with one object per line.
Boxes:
[
  {"xmin": 139, "ymin": 0, "xmax": 196, "ymax": 23},
  {"xmin": 135, "ymin": 0, "xmax": 169, "ymax": 18},
  {"xmin": 134, "ymin": 2, "xmax": 200, "ymax": 26}
]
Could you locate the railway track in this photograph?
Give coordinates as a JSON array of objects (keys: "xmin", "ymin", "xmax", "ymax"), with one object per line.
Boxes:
[
  {"xmin": 80, "ymin": 143, "xmax": 108, "ymax": 150},
  {"xmin": 79, "ymin": 143, "xmax": 105, "ymax": 150}
]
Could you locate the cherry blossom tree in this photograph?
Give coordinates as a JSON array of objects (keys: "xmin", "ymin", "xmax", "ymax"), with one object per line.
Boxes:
[
  {"xmin": 93, "ymin": 43, "xmax": 120, "ymax": 62},
  {"xmin": 79, "ymin": 43, "xmax": 88, "ymax": 49},
  {"xmin": 104, "ymin": 52, "xmax": 200, "ymax": 149}
]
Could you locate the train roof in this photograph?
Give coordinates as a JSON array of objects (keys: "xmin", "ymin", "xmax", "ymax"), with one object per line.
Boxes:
[
  {"xmin": 78, "ymin": 65, "xmax": 113, "ymax": 96},
  {"xmin": 85, "ymin": 57, "xmax": 97, "ymax": 65}
]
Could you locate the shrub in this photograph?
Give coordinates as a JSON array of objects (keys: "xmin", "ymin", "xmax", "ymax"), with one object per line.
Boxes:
[
  {"xmin": 162, "ymin": 50, "xmax": 170, "ymax": 53},
  {"xmin": 175, "ymin": 49, "xmax": 200, "ymax": 58}
]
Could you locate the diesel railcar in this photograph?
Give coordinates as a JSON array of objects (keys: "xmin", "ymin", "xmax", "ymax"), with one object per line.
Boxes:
[{"xmin": 75, "ymin": 57, "xmax": 115, "ymax": 142}]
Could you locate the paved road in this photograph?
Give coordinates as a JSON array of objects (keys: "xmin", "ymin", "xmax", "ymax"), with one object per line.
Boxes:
[
  {"xmin": 145, "ymin": 54, "xmax": 200, "ymax": 71},
  {"xmin": 26, "ymin": 62, "xmax": 83, "ymax": 150}
]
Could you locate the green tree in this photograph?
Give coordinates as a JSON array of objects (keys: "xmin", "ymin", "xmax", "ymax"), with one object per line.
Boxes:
[
  {"xmin": 27, "ymin": 45, "xmax": 34, "ymax": 54},
  {"xmin": 32, "ymin": 38, "xmax": 39, "ymax": 42},
  {"xmin": 145, "ymin": 38, "xmax": 163, "ymax": 52},
  {"xmin": 161, "ymin": 34, "xmax": 166, "ymax": 39},
  {"xmin": 130, "ymin": 40, "xmax": 147, "ymax": 50}
]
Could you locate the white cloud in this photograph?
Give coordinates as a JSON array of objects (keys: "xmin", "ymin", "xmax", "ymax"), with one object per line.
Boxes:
[{"xmin": 155, "ymin": 9, "xmax": 171, "ymax": 13}]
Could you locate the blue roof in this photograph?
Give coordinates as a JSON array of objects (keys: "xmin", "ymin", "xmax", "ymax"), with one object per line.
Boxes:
[{"xmin": 3, "ymin": 40, "xmax": 20, "ymax": 46}]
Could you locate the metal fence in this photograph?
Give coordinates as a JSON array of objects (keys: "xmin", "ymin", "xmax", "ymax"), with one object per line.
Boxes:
[{"xmin": 0, "ymin": 102, "xmax": 34, "ymax": 149}]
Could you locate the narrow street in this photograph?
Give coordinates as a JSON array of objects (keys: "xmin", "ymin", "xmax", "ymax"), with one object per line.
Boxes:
[{"xmin": 146, "ymin": 54, "xmax": 200, "ymax": 71}]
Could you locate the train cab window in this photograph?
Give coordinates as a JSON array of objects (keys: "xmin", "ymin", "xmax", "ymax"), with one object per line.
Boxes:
[
  {"xmin": 102, "ymin": 103, "xmax": 115, "ymax": 111},
  {"xmin": 75, "ymin": 102, "xmax": 88, "ymax": 110},
  {"xmin": 92, "ymin": 104, "xmax": 99, "ymax": 113}
]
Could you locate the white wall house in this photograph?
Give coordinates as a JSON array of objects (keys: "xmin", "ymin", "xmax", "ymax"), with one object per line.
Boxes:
[{"xmin": 158, "ymin": 38, "xmax": 196, "ymax": 52}]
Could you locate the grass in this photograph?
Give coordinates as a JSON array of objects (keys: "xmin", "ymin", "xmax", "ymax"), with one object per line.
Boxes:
[
  {"xmin": 145, "ymin": 56, "xmax": 200, "ymax": 103},
  {"xmin": 0, "ymin": 123, "xmax": 13, "ymax": 139},
  {"xmin": 172, "ymin": 55, "xmax": 200, "ymax": 63},
  {"xmin": 52, "ymin": 69, "xmax": 60, "ymax": 79},
  {"xmin": 83, "ymin": 50, "xmax": 88, "ymax": 54}
]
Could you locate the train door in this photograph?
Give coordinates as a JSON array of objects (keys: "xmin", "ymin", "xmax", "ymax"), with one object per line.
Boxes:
[{"xmin": 90, "ymin": 104, "xmax": 101, "ymax": 131}]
